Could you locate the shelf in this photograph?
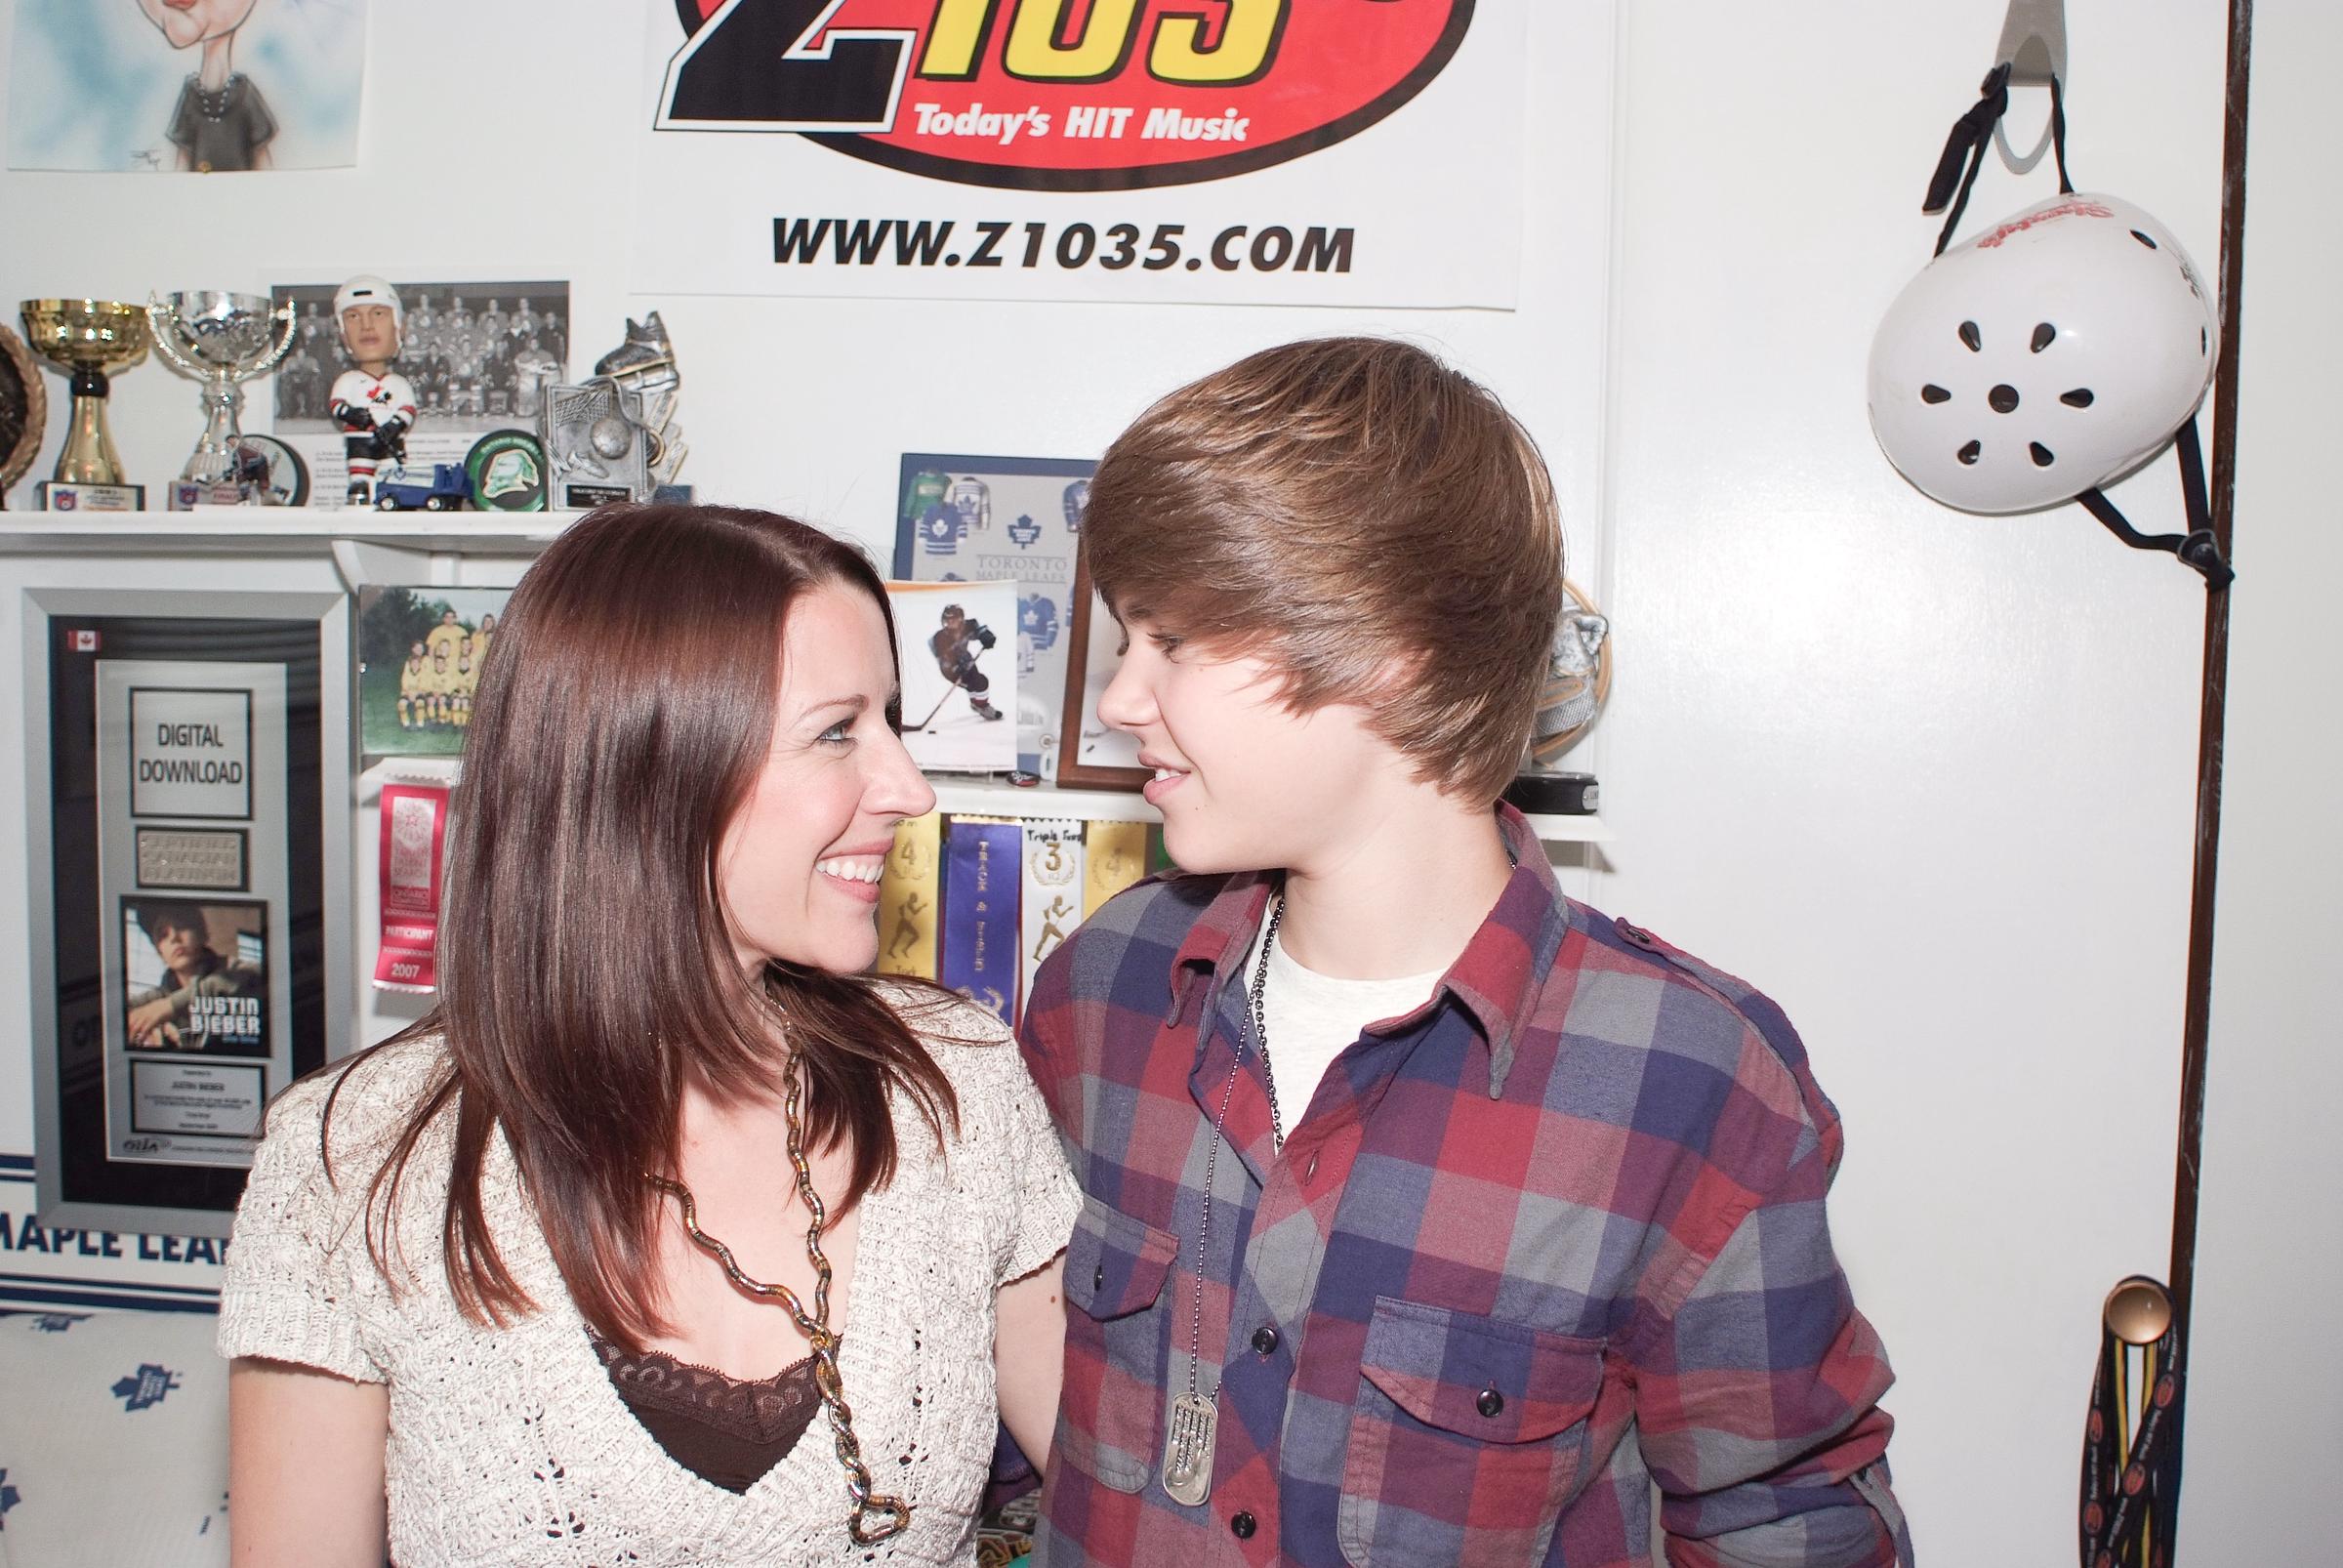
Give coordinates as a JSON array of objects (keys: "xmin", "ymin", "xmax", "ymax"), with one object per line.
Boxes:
[
  {"xmin": 0, "ymin": 506, "xmax": 583, "ymax": 553},
  {"xmin": 925, "ymin": 774, "xmax": 1611, "ymax": 843},
  {"xmin": 353, "ymin": 763, "xmax": 1609, "ymax": 844}
]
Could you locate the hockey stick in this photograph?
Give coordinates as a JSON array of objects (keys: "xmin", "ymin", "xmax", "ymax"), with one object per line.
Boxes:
[{"xmin": 907, "ymin": 671, "xmax": 964, "ymax": 733}]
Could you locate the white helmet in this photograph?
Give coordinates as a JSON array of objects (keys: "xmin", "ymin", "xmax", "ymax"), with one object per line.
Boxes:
[
  {"xmin": 1868, "ymin": 192, "xmax": 2215, "ymax": 515},
  {"xmin": 333, "ymin": 273, "xmax": 403, "ymax": 331}
]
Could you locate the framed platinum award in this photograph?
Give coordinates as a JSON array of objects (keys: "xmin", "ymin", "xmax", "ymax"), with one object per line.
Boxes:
[{"xmin": 24, "ymin": 590, "xmax": 351, "ymax": 1238}]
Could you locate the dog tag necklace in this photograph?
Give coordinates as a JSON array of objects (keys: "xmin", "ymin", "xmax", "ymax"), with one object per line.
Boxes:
[{"xmin": 1163, "ymin": 897, "xmax": 1288, "ymax": 1507}]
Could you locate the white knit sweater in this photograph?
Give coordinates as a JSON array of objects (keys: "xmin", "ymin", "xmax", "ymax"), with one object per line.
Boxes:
[{"xmin": 217, "ymin": 998, "xmax": 1080, "ymax": 1566}]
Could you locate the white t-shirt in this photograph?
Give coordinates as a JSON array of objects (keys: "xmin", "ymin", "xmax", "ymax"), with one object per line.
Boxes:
[{"xmin": 1244, "ymin": 929, "xmax": 1445, "ymax": 1140}]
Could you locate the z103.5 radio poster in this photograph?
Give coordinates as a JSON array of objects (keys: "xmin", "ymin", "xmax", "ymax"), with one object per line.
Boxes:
[{"xmin": 632, "ymin": 0, "xmax": 1573, "ymax": 308}]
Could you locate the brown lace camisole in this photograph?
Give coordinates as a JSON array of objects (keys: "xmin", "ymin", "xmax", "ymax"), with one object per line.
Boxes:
[{"xmin": 590, "ymin": 1331, "xmax": 823, "ymax": 1495}]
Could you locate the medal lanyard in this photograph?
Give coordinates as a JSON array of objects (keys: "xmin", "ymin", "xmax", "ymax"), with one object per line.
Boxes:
[{"xmin": 1163, "ymin": 896, "xmax": 1287, "ymax": 1506}]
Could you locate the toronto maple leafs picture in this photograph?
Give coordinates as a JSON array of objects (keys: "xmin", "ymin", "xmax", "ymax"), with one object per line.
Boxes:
[
  {"xmin": 884, "ymin": 580, "xmax": 1020, "ymax": 775},
  {"xmin": 892, "ymin": 453, "xmax": 1094, "ymax": 775}
]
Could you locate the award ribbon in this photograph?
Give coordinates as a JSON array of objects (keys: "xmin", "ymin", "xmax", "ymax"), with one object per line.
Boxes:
[
  {"xmin": 2078, "ymin": 1275, "xmax": 2182, "ymax": 1568},
  {"xmin": 940, "ymin": 818, "xmax": 1021, "ymax": 1025},
  {"xmin": 1083, "ymin": 819, "xmax": 1149, "ymax": 917},
  {"xmin": 876, "ymin": 813, "xmax": 943, "ymax": 979},
  {"xmin": 1021, "ymin": 818, "xmax": 1084, "ymax": 1005},
  {"xmin": 374, "ymin": 781, "xmax": 450, "ymax": 993}
]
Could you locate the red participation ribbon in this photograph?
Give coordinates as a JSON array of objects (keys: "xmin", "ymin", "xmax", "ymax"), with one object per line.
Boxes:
[{"xmin": 375, "ymin": 780, "xmax": 450, "ymax": 993}]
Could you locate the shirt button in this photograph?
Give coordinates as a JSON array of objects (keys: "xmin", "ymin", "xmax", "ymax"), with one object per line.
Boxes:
[
  {"xmin": 1230, "ymin": 1510, "xmax": 1257, "ymax": 1540},
  {"xmin": 1477, "ymin": 1385, "xmax": 1504, "ymax": 1418},
  {"xmin": 1252, "ymin": 1325, "xmax": 1279, "ymax": 1356}
]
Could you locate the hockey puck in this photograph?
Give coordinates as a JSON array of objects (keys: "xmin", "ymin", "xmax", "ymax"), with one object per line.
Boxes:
[{"xmin": 1502, "ymin": 771, "xmax": 1598, "ymax": 816}]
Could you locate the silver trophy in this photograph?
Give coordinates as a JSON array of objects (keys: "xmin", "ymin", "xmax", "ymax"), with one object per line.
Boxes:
[
  {"xmin": 590, "ymin": 310, "xmax": 686, "ymax": 491},
  {"xmin": 145, "ymin": 291, "xmax": 297, "ymax": 499}
]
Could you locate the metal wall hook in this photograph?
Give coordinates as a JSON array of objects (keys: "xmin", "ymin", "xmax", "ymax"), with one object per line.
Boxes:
[{"xmin": 1994, "ymin": 0, "xmax": 2068, "ymax": 87}]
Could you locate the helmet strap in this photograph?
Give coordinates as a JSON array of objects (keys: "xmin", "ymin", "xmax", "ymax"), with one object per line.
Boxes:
[
  {"xmin": 1923, "ymin": 63, "xmax": 2075, "ymax": 257},
  {"xmin": 2075, "ymin": 418, "xmax": 2234, "ymax": 590}
]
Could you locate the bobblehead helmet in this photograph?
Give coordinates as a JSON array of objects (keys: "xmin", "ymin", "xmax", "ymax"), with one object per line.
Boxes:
[
  {"xmin": 334, "ymin": 274, "xmax": 404, "ymax": 334},
  {"xmin": 1868, "ymin": 192, "xmax": 2216, "ymax": 516}
]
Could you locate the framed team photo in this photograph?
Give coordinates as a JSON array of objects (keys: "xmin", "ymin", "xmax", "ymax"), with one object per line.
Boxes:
[
  {"xmin": 353, "ymin": 586, "xmax": 511, "ymax": 758},
  {"xmin": 1055, "ymin": 553, "xmax": 1148, "ymax": 792},
  {"xmin": 891, "ymin": 453, "xmax": 1094, "ymax": 777}
]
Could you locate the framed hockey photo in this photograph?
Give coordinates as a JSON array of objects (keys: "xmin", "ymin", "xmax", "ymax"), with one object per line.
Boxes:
[
  {"xmin": 1055, "ymin": 553, "xmax": 1149, "ymax": 792},
  {"xmin": 891, "ymin": 453, "xmax": 1093, "ymax": 777},
  {"xmin": 884, "ymin": 580, "xmax": 1020, "ymax": 775}
]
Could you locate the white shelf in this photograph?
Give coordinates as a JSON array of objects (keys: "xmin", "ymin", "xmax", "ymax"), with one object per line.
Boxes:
[
  {"xmin": 351, "ymin": 764, "xmax": 1609, "ymax": 844},
  {"xmin": 0, "ymin": 506, "xmax": 583, "ymax": 552},
  {"xmin": 924, "ymin": 774, "xmax": 1611, "ymax": 843}
]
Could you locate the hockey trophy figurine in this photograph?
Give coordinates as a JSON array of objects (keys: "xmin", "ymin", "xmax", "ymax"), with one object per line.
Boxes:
[
  {"xmin": 1504, "ymin": 576, "xmax": 1611, "ymax": 817},
  {"xmin": 20, "ymin": 298, "xmax": 150, "ymax": 509},
  {"xmin": 543, "ymin": 378, "xmax": 649, "ymax": 511},
  {"xmin": 590, "ymin": 310, "xmax": 686, "ymax": 497},
  {"xmin": 146, "ymin": 291, "xmax": 298, "ymax": 507},
  {"xmin": 328, "ymin": 275, "xmax": 418, "ymax": 507}
]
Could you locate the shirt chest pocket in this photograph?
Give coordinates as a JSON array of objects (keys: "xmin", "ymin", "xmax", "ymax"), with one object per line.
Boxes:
[
  {"xmin": 1336, "ymin": 1297, "xmax": 1606, "ymax": 1568},
  {"xmin": 1059, "ymin": 1196, "xmax": 1180, "ymax": 1494}
]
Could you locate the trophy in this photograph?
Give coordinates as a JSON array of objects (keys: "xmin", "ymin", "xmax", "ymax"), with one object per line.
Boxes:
[
  {"xmin": 0, "ymin": 323, "xmax": 45, "ymax": 510},
  {"xmin": 19, "ymin": 299, "xmax": 149, "ymax": 510},
  {"xmin": 542, "ymin": 378, "xmax": 650, "ymax": 511},
  {"xmin": 146, "ymin": 292, "xmax": 298, "ymax": 508},
  {"xmin": 1503, "ymin": 576, "xmax": 1611, "ymax": 818},
  {"xmin": 590, "ymin": 310, "xmax": 688, "ymax": 498}
]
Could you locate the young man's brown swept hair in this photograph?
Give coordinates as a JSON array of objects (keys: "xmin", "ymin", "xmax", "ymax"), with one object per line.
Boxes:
[
  {"xmin": 322, "ymin": 503, "xmax": 959, "ymax": 1348},
  {"xmin": 1084, "ymin": 336, "xmax": 1563, "ymax": 805}
]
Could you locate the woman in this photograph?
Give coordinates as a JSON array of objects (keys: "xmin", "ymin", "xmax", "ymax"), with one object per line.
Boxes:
[{"xmin": 220, "ymin": 505, "xmax": 1078, "ymax": 1564}]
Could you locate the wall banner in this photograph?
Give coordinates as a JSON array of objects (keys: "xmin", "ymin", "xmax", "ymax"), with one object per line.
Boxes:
[{"xmin": 631, "ymin": 0, "xmax": 1528, "ymax": 308}]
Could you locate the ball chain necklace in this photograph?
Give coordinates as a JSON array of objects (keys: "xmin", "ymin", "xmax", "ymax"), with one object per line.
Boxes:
[
  {"xmin": 1162, "ymin": 895, "xmax": 1288, "ymax": 1507},
  {"xmin": 648, "ymin": 1046, "xmax": 911, "ymax": 1546}
]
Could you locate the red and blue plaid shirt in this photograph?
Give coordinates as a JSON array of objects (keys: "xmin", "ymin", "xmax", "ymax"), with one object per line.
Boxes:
[{"xmin": 1017, "ymin": 805, "xmax": 1911, "ymax": 1566}]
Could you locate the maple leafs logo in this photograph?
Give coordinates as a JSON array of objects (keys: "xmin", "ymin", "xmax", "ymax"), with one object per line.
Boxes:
[{"xmin": 111, "ymin": 1363, "xmax": 183, "ymax": 1412}]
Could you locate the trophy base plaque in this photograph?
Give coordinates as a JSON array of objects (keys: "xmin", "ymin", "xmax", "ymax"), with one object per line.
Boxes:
[
  {"xmin": 37, "ymin": 480, "xmax": 145, "ymax": 512},
  {"xmin": 1503, "ymin": 770, "xmax": 1598, "ymax": 816},
  {"xmin": 559, "ymin": 482, "xmax": 631, "ymax": 510}
]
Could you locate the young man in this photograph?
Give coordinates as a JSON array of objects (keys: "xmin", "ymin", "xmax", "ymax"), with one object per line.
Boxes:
[
  {"xmin": 1018, "ymin": 338, "xmax": 1911, "ymax": 1566},
  {"xmin": 125, "ymin": 901, "xmax": 264, "ymax": 1052}
]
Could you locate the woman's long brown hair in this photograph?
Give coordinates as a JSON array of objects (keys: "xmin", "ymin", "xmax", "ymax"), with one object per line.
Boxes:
[{"xmin": 326, "ymin": 504, "xmax": 959, "ymax": 1346}]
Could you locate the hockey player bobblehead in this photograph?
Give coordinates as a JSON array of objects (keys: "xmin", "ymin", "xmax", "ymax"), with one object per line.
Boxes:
[
  {"xmin": 928, "ymin": 604, "xmax": 1003, "ymax": 722},
  {"xmin": 329, "ymin": 274, "xmax": 419, "ymax": 506}
]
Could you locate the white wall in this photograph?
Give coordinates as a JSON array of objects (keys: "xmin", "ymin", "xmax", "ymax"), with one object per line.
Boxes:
[{"xmin": 3, "ymin": 1, "xmax": 2334, "ymax": 1561}]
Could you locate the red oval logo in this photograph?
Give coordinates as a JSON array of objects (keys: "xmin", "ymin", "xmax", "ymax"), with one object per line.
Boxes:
[{"xmin": 661, "ymin": 0, "xmax": 1474, "ymax": 190}]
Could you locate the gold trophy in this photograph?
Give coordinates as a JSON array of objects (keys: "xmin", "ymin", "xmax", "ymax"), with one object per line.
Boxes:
[
  {"xmin": 146, "ymin": 292, "xmax": 297, "ymax": 507},
  {"xmin": 20, "ymin": 299, "xmax": 149, "ymax": 510}
]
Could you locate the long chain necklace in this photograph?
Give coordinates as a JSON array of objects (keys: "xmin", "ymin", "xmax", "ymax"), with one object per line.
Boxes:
[
  {"xmin": 649, "ymin": 1047, "xmax": 911, "ymax": 1546},
  {"xmin": 1162, "ymin": 896, "xmax": 1286, "ymax": 1507}
]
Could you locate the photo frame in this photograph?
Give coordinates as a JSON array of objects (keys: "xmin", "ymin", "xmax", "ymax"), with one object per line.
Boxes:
[
  {"xmin": 353, "ymin": 585, "xmax": 512, "ymax": 759},
  {"xmin": 1054, "ymin": 551, "xmax": 1148, "ymax": 791},
  {"xmin": 892, "ymin": 453, "xmax": 1094, "ymax": 776},
  {"xmin": 23, "ymin": 589, "xmax": 351, "ymax": 1238}
]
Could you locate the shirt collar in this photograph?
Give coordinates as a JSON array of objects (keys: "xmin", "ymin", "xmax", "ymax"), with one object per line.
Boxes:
[{"xmin": 1163, "ymin": 803, "xmax": 1571, "ymax": 1096}]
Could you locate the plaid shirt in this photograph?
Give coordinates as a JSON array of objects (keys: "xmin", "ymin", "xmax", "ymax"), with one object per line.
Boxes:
[{"xmin": 1017, "ymin": 805, "xmax": 1911, "ymax": 1567}]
